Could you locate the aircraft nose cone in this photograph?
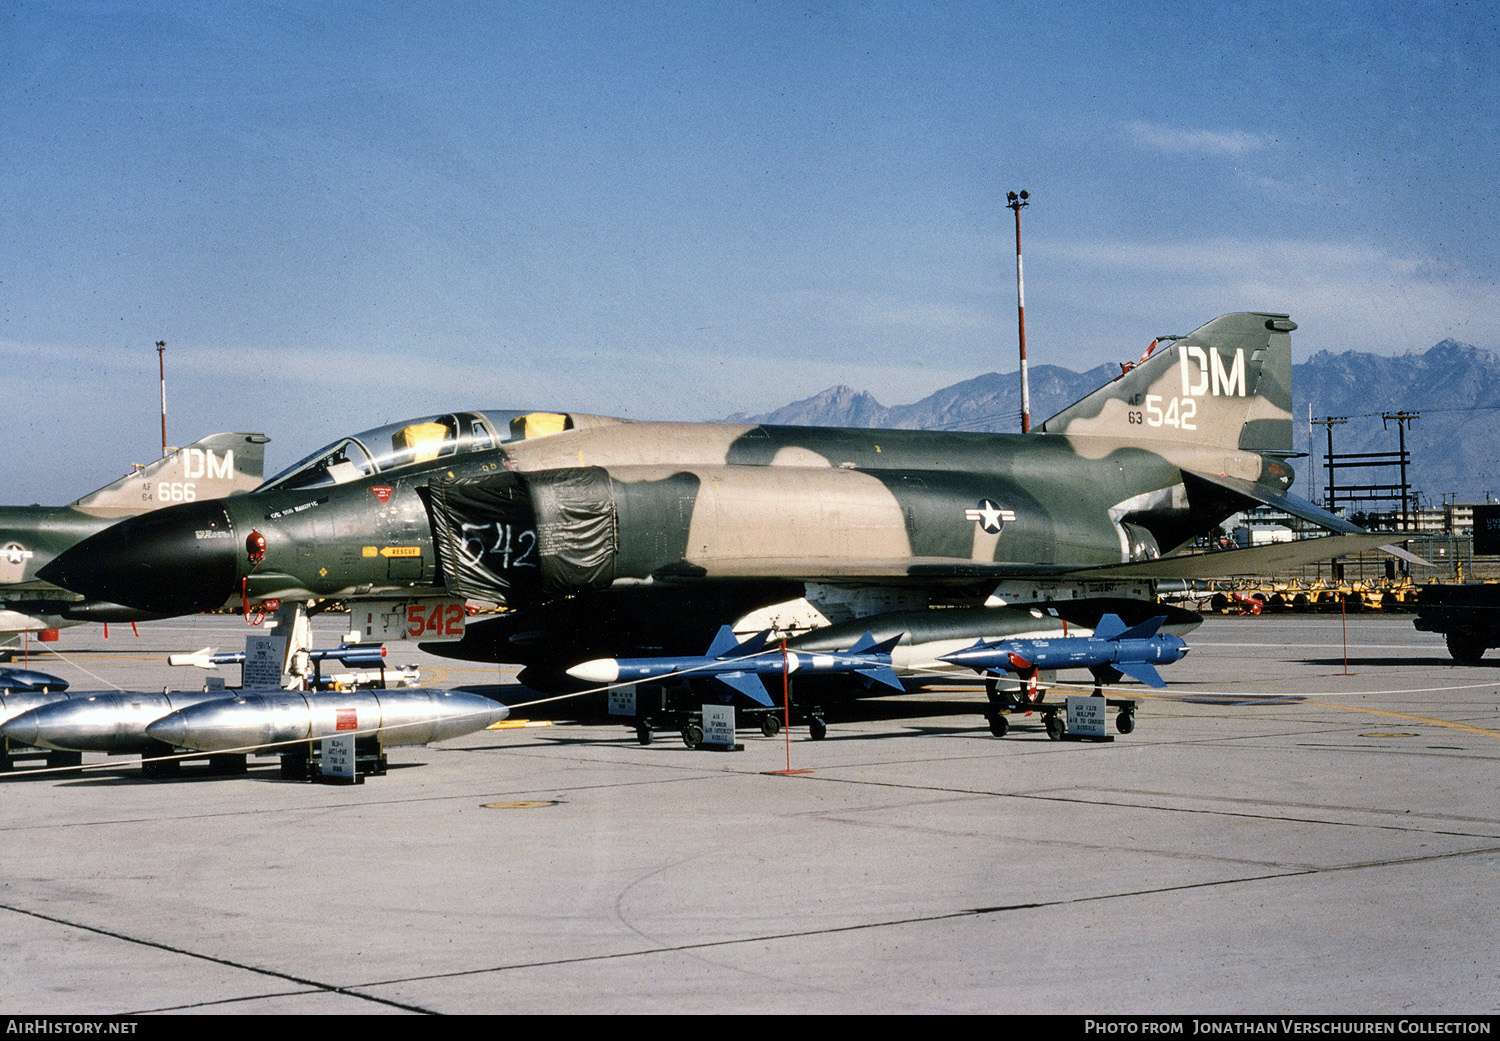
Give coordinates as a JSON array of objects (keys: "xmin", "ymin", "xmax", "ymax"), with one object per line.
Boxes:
[{"xmin": 39, "ymin": 500, "xmax": 238, "ymax": 615}]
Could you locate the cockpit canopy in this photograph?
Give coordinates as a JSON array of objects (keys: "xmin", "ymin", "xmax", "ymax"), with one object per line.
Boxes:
[{"xmin": 261, "ymin": 410, "xmax": 572, "ymax": 492}]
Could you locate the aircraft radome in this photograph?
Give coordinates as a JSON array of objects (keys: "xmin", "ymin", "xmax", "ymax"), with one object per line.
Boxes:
[
  {"xmin": 42, "ymin": 313, "xmax": 1415, "ymax": 694},
  {"xmin": 0, "ymin": 433, "xmax": 268, "ymax": 656}
]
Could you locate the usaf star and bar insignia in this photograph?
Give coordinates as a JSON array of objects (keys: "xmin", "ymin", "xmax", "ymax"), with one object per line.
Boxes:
[{"xmin": 964, "ymin": 500, "xmax": 1015, "ymax": 534}]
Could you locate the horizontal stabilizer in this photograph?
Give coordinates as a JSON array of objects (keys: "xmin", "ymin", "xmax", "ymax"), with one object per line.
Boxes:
[{"xmin": 1184, "ymin": 470, "xmax": 1363, "ymax": 534}]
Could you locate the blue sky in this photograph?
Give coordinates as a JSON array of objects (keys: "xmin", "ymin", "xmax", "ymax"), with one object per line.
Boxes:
[{"xmin": 4, "ymin": 1, "xmax": 1498, "ymax": 501}]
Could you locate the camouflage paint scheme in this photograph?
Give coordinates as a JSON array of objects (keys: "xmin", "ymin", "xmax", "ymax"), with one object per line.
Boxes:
[
  {"xmin": 0, "ymin": 433, "xmax": 267, "ymax": 646},
  {"xmin": 43, "ymin": 314, "xmax": 1383, "ymax": 682}
]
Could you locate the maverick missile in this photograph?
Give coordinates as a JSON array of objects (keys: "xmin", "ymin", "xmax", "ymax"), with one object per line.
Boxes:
[
  {"xmin": 566, "ymin": 626, "xmax": 903, "ymax": 706},
  {"xmin": 939, "ymin": 614, "xmax": 1188, "ymax": 688},
  {"xmin": 143, "ymin": 687, "xmax": 509, "ymax": 753}
]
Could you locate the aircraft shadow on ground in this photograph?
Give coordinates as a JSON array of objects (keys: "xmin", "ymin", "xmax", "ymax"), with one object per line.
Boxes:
[
  {"xmin": 457, "ymin": 682, "xmax": 1088, "ymax": 742},
  {"xmin": 1297, "ymin": 655, "xmax": 1498, "ymax": 668}
]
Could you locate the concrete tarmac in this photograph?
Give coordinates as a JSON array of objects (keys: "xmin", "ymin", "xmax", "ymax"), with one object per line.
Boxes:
[{"xmin": 1, "ymin": 613, "xmax": 1497, "ymax": 1015}]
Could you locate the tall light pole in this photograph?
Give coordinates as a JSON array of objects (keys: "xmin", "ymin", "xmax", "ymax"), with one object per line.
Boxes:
[
  {"xmin": 157, "ymin": 340, "xmax": 167, "ymax": 457},
  {"xmin": 1006, "ymin": 190, "xmax": 1031, "ymax": 433}
]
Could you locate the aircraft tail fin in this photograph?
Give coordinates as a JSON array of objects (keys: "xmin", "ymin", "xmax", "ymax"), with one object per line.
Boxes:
[
  {"xmin": 70, "ymin": 433, "xmax": 269, "ymax": 514},
  {"xmin": 1037, "ymin": 312, "xmax": 1295, "ymax": 453}
]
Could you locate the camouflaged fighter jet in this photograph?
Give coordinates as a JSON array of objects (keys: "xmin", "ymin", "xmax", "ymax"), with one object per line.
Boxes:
[
  {"xmin": 41, "ymin": 313, "xmax": 1408, "ymax": 689},
  {"xmin": 1, "ymin": 433, "xmax": 267, "ymax": 654}
]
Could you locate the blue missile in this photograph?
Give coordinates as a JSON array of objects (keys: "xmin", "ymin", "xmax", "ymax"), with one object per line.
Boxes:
[
  {"xmin": 938, "ymin": 614, "xmax": 1188, "ymax": 688},
  {"xmin": 565, "ymin": 627, "xmax": 904, "ymax": 706},
  {"xmin": 168, "ymin": 644, "xmax": 389, "ymax": 669},
  {"xmin": 0, "ymin": 667, "xmax": 69, "ymax": 693}
]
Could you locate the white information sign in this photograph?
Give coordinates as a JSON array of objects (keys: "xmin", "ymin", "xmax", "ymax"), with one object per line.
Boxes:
[
  {"xmin": 321, "ymin": 733, "xmax": 356, "ymax": 779},
  {"xmin": 608, "ymin": 685, "xmax": 638, "ymax": 717},
  {"xmin": 702, "ymin": 704, "xmax": 736, "ymax": 748},
  {"xmin": 242, "ymin": 635, "xmax": 288, "ymax": 690},
  {"xmin": 1066, "ymin": 695, "xmax": 1107, "ymax": 738}
]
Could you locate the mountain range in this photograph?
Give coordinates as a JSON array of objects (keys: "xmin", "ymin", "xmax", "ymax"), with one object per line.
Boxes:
[{"xmin": 726, "ymin": 340, "xmax": 1500, "ymax": 505}]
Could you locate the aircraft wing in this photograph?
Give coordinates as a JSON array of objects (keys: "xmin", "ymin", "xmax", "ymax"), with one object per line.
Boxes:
[
  {"xmin": 649, "ymin": 557, "xmax": 1079, "ymax": 583},
  {"xmin": 1076, "ymin": 533, "xmax": 1417, "ymax": 579},
  {"xmin": 1180, "ymin": 470, "xmax": 1429, "ymax": 569},
  {"xmin": 651, "ymin": 532, "xmax": 1415, "ymax": 585}
]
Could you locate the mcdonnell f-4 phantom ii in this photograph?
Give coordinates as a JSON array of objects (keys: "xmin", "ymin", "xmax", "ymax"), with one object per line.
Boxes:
[
  {"xmin": 42, "ymin": 313, "xmax": 1413, "ymax": 697},
  {"xmin": 1, "ymin": 433, "xmax": 268, "ymax": 655}
]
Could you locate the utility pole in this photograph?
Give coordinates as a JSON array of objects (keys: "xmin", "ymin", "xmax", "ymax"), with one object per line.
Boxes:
[
  {"xmin": 1382, "ymin": 410, "xmax": 1419, "ymax": 531},
  {"xmin": 1312, "ymin": 416, "xmax": 1347, "ymax": 511},
  {"xmin": 1005, "ymin": 190, "xmax": 1031, "ymax": 433}
]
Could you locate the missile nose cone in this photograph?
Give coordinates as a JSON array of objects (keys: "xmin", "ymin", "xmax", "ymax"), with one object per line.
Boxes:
[
  {"xmin": 565, "ymin": 659, "xmax": 620, "ymax": 685},
  {"xmin": 40, "ymin": 500, "xmax": 238, "ymax": 615},
  {"xmin": 144, "ymin": 714, "xmax": 188, "ymax": 749},
  {"xmin": 0, "ymin": 712, "xmax": 39, "ymax": 748}
]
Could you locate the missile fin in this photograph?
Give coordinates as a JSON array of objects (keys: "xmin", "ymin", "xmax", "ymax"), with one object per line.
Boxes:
[
  {"xmin": 1093, "ymin": 614, "xmax": 1128, "ymax": 640},
  {"xmin": 1117, "ymin": 616, "xmax": 1168, "ymax": 641},
  {"xmin": 708, "ymin": 626, "xmax": 771, "ymax": 660},
  {"xmin": 713, "ymin": 671, "xmax": 774, "ymax": 706},
  {"xmin": 1115, "ymin": 661, "xmax": 1167, "ymax": 688},
  {"xmin": 855, "ymin": 666, "xmax": 905, "ymax": 691},
  {"xmin": 705, "ymin": 625, "xmax": 740, "ymax": 658}
]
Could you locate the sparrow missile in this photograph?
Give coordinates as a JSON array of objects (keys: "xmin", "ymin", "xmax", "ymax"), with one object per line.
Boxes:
[
  {"xmin": 1, "ymin": 689, "xmax": 233, "ymax": 754},
  {"xmin": 143, "ymin": 687, "xmax": 509, "ymax": 753},
  {"xmin": 0, "ymin": 667, "xmax": 70, "ymax": 693},
  {"xmin": 566, "ymin": 626, "xmax": 903, "ymax": 706},
  {"xmin": 938, "ymin": 614, "xmax": 1187, "ymax": 688},
  {"xmin": 168, "ymin": 645, "xmax": 389, "ymax": 669}
]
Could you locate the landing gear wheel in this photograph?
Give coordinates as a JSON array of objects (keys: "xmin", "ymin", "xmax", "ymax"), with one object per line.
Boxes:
[
  {"xmin": 636, "ymin": 724, "xmax": 654, "ymax": 746},
  {"xmin": 760, "ymin": 714, "xmax": 782, "ymax": 737},
  {"xmin": 987, "ymin": 712, "xmax": 1009, "ymax": 738},
  {"xmin": 682, "ymin": 724, "xmax": 703, "ymax": 749},
  {"xmin": 808, "ymin": 717, "xmax": 827, "ymax": 741},
  {"xmin": 984, "ymin": 675, "xmax": 1003, "ymax": 705},
  {"xmin": 1044, "ymin": 711, "xmax": 1066, "ymax": 741},
  {"xmin": 1116, "ymin": 710, "xmax": 1135, "ymax": 735},
  {"xmin": 1446, "ymin": 632, "xmax": 1486, "ymax": 665}
]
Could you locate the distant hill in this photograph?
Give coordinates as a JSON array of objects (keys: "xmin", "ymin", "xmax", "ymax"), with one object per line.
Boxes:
[{"xmin": 726, "ymin": 340, "xmax": 1500, "ymax": 503}]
